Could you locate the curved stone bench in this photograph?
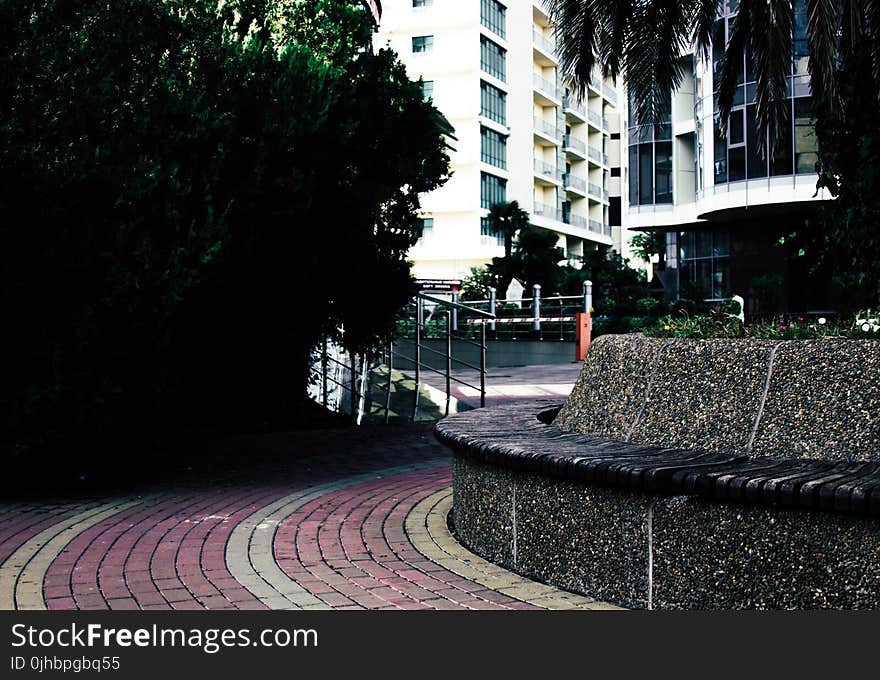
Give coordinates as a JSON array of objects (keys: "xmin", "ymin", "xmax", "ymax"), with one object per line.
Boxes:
[{"xmin": 435, "ymin": 335, "xmax": 880, "ymax": 609}]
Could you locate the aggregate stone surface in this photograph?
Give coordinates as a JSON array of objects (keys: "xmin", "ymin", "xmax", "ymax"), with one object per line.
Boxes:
[
  {"xmin": 629, "ymin": 339, "xmax": 776, "ymax": 454},
  {"xmin": 652, "ymin": 496, "xmax": 880, "ymax": 609},
  {"xmin": 511, "ymin": 473, "xmax": 650, "ymax": 609},
  {"xmin": 451, "ymin": 456, "xmax": 514, "ymax": 566},
  {"xmin": 553, "ymin": 334, "xmax": 661, "ymax": 439},
  {"xmin": 751, "ymin": 340, "xmax": 880, "ymax": 461}
]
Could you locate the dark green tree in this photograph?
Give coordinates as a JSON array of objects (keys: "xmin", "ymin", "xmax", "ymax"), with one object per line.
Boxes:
[{"xmin": 0, "ymin": 0, "xmax": 450, "ymax": 460}]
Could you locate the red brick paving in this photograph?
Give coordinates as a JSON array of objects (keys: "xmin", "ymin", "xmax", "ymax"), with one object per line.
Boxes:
[{"xmin": 1, "ymin": 424, "xmax": 548, "ymax": 611}]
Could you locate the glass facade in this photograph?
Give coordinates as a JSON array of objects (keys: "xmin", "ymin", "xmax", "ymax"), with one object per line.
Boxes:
[
  {"xmin": 480, "ymin": 216, "xmax": 505, "ymax": 245},
  {"xmin": 421, "ymin": 80, "xmax": 433, "ymax": 101},
  {"xmin": 416, "ymin": 217, "xmax": 434, "ymax": 240},
  {"xmin": 412, "ymin": 35, "xmax": 433, "ymax": 53},
  {"xmin": 627, "ymin": 93, "xmax": 673, "ymax": 205},
  {"xmin": 480, "ymin": 80, "xmax": 506, "ymax": 125},
  {"xmin": 678, "ymin": 230, "xmax": 731, "ymax": 300},
  {"xmin": 480, "ymin": 0, "xmax": 506, "ymax": 39},
  {"xmin": 480, "ymin": 35, "xmax": 506, "ymax": 81},
  {"xmin": 480, "ymin": 172, "xmax": 506, "ymax": 209},
  {"xmin": 711, "ymin": 0, "xmax": 817, "ymax": 184},
  {"xmin": 480, "ymin": 126, "xmax": 507, "ymax": 169}
]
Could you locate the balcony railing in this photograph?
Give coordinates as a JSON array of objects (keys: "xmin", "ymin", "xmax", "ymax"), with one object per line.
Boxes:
[
  {"xmin": 603, "ymin": 153, "xmax": 609, "ymax": 165},
  {"xmin": 533, "ymin": 73, "xmax": 561, "ymax": 101},
  {"xmin": 533, "ymin": 201, "xmax": 563, "ymax": 222},
  {"xmin": 603, "ymin": 115, "xmax": 610, "ymax": 129},
  {"xmin": 588, "ymin": 218, "xmax": 603, "ymax": 234},
  {"xmin": 604, "ymin": 224, "xmax": 613, "ymax": 237},
  {"xmin": 563, "ymin": 133, "xmax": 587, "ymax": 154},
  {"xmin": 563, "ymin": 172, "xmax": 586, "ymax": 193},
  {"xmin": 603, "ymin": 84, "xmax": 618, "ymax": 104},
  {"xmin": 534, "ymin": 159, "xmax": 562, "ymax": 182},
  {"xmin": 588, "ymin": 182, "xmax": 603, "ymax": 199},
  {"xmin": 564, "ymin": 213, "xmax": 588, "ymax": 229},
  {"xmin": 588, "ymin": 146, "xmax": 602, "ymax": 163},
  {"xmin": 534, "ymin": 116, "xmax": 560, "ymax": 139},
  {"xmin": 563, "ymin": 94, "xmax": 586, "ymax": 118},
  {"xmin": 587, "ymin": 109, "xmax": 602, "ymax": 127},
  {"xmin": 533, "ymin": 29, "xmax": 556, "ymax": 56}
]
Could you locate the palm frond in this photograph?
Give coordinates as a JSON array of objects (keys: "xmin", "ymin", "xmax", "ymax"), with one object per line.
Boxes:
[
  {"xmin": 548, "ymin": 0, "xmax": 602, "ymax": 97},
  {"xmin": 692, "ymin": 0, "xmax": 722, "ymax": 61},
  {"xmin": 624, "ymin": 0, "xmax": 692, "ymax": 124},
  {"xmin": 749, "ymin": 0, "xmax": 794, "ymax": 149},
  {"xmin": 807, "ymin": 0, "xmax": 840, "ymax": 112},
  {"xmin": 595, "ymin": 0, "xmax": 633, "ymax": 79}
]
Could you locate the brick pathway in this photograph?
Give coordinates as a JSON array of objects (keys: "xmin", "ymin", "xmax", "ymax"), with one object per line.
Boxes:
[{"xmin": 0, "ymin": 424, "xmax": 615, "ymax": 611}]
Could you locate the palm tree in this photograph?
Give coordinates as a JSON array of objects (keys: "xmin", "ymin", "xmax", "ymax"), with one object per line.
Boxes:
[
  {"xmin": 547, "ymin": 0, "xmax": 879, "ymax": 147},
  {"xmin": 486, "ymin": 200, "xmax": 531, "ymax": 259}
]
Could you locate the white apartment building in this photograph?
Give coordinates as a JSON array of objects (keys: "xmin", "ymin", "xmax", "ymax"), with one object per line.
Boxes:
[
  {"xmin": 621, "ymin": 0, "xmax": 830, "ymax": 313},
  {"xmin": 375, "ymin": 0, "xmax": 622, "ymax": 281}
]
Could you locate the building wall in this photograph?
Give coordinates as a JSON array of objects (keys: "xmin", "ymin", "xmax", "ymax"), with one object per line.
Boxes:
[
  {"xmin": 375, "ymin": 0, "xmax": 622, "ymax": 282},
  {"xmin": 619, "ymin": 0, "xmax": 831, "ymax": 311}
]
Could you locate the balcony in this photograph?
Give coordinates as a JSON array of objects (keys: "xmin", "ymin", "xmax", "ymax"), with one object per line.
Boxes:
[
  {"xmin": 587, "ymin": 146, "xmax": 602, "ymax": 165},
  {"xmin": 564, "ymin": 213, "xmax": 588, "ymax": 229},
  {"xmin": 533, "ymin": 73, "xmax": 561, "ymax": 105},
  {"xmin": 603, "ymin": 83, "xmax": 618, "ymax": 105},
  {"xmin": 563, "ymin": 172, "xmax": 587, "ymax": 196},
  {"xmin": 562, "ymin": 94, "xmax": 587, "ymax": 123},
  {"xmin": 534, "ymin": 158, "xmax": 562, "ymax": 185},
  {"xmin": 588, "ymin": 182, "xmax": 604, "ymax": 201},
  {"xmin": 533, "ymin": 201, "xmax": 563, "ymax": 222},
  {"xmin": 533, "ymin": 29, "xmax": 557, "ymax": 63},
  {"xmin": 587, "ymin": 108, "xmax": 602, "ymax": 129},
  {"xmin": 563, "ymin": 133, "xmax": 587, "ymax": 159},
  {"xmin": 534, "ymin": 116, "xmax": 561, "ymax": 145}
]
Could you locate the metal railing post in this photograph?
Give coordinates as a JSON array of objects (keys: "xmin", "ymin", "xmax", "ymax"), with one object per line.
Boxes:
[
  {"xmin": 417, "ymin": 296, "xmax": 425, "ymax": 338},
  {"xmin": 445, "ymin": 311, "xmax": 452, "ymax": 416},
  {"xmin": 350, "ymin": 351, "xmax": 358, "ymax": 423},
  {"xmin": 584, "ymin": 279, "xmax": 593, "ymax": 313},
  {"xmin": 413, "ymin": 312, "xmax": 421, "ymax": 422},
  {"xmin": 532, "ymin": 283, "xmax": 542, "ymax": 338},
  {"xmin": 480, "ymin": 321, "xmax": 487, "ymax": 408},
  {"xmin": 321, "ymin": 337, "xmax": 328, "ymax": 409},
  {"xmin": 450, "ymin": 291, "xmax": 458, "ymax": 334},
  {"xmin": 384, "ymin": 340, "xmax": 393, "ymax": 424},
  {"xmin": 487, "ymin": 287, "xmax": 497, "ymax": 339}
]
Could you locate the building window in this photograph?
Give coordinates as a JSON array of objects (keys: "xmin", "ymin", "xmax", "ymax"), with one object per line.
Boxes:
[
  {"xmin": 412, "ymin": 35, "xmax": 433, "ymax": 53},
  {"xmin": 480, "ymin": 172, "xmax": 506, "ymax": 209},
  {"xmin": 710, "ymin": 0, "xmax": 816, "ymax": 184},
  {"xmin": 480, "ymin": 0, "xmax": 506, "ymax": 39},
  {"xmin": 413, "ymin": 0, "xmax": 432, "ymax": 6},
  {"xmin": 480, "ymin": 35, "xmax": 506, "ymax": 81},
  {"xmin": 416, "ymin": 217, "xmax": 434, "ymax": 240},
  {"xmin": 678, "ymin": 230, "xmax": 731, "ymax": 300},
  {"xmin": 627, "ymin": 92, "xmax": 673, "ymax": 205},
  {"xmin": 480, "ymin": 126, "xmax": 507, "ymax": 169},
  {"xmin": 421, "ymin": 80, "xmax": 434, "ymax": 101},
  {"xmin": 481, "ymin": 217, "xmax": 505, "ymax": 245},
  {"xmin": 480, "ymin": 80, "xmax": 506, "ymax": 125}
]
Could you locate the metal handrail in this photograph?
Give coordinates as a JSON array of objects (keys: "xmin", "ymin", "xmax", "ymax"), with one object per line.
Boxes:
[{"xmin": 416, "ymin": 292, "xmax": 495, "ymax": 318}]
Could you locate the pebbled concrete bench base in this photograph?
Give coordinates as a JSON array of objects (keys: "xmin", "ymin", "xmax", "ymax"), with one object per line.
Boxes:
[
  {"xmin": 440, "ymin": 400, "xmax": 880, "ymax": 609},
  {"xmin": 453, "ymin": 455, "xmax": 880, "ymax": 609}
]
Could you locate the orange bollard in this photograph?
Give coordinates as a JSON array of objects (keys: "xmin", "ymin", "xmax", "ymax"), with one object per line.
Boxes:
[{"xmin": 575, "ymin": 312, "xmax": 591, "ymax": 361}]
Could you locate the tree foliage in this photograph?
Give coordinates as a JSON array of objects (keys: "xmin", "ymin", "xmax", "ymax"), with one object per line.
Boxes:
[
  {"xmin": 548, "ymin": 0, "xmax": 880, "ymax": 147},
  {"xmin": 0, "ymin": 0, "xmax": 450, "ymax": 456}
]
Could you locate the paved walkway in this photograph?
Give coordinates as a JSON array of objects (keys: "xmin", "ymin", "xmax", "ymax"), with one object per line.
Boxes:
[
  {"xmin": 0, "ymin": 422, "xmax": 616, "ymax": 611},
  {"xmin": 422, "ymin": 362, "xmax": 583, "ymax": 409}
]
